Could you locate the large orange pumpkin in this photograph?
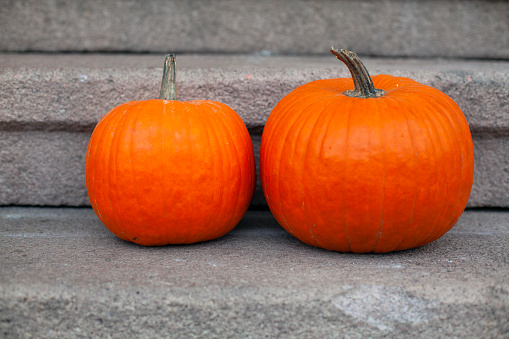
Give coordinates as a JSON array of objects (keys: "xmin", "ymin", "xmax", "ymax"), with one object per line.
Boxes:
[
  {"xmin": 86, "ymin": 55, "xmax": 256, "ymax": 246},
  {"xmin": 260, "ymin": 48, "xmax": 474, "ymax": 253}
]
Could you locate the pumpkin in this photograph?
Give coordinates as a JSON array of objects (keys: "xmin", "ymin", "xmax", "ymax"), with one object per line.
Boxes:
[
  {"xmin": 86, "ymin": 55, "xmax": 256, "ymax": 246},
  {"xmin": 260, "ymin": 48, "xmax": 474, "ymax": 253}
]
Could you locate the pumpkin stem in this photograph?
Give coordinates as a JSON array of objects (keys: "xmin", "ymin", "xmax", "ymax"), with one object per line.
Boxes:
[
  {"xmin": 330, "ymin": 47, "xmax": 385, "ymax": 98},
  {"xmin": 159, "ymin": 54, "xmax": 177, "ymax": 100}
]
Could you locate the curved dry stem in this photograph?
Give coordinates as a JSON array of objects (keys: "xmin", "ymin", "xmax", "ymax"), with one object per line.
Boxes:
[
  {"xmin": 330, "ymin": 47, "xmax": 385, "ymax": 98},
  {"xmin": 159, "ymin": 54, "xmax": 177, "ymax": 100}
]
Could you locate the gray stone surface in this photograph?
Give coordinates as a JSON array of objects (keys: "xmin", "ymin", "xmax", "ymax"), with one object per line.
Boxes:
[
  {"xmin": 0, "ymin": 208, "xmax": 508, "ymax": 338},
  {"xmin": 1, "ymin": 54, "xmax": 508, "ymax": 134},
  {"xmin": 472, "ymin": 136, "xmax": 509, "ymax": 207},
  {"xmin": 1, "ymin": 131, "xmax": 507, "ymax": 208},
  {"xmin": 1, "ymin": 0, "xmax": 508, "ymax": 59},
  {"xmin": 0, "ymin": 131, "xmax": 91, "ymax": 206},
  {"xmin": 0, "ymin": 54, "xmax": 508, "ymax": 207}
]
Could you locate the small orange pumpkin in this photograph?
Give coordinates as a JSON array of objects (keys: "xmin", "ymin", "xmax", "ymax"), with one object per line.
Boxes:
[
  {"xmin": 86, "ymin": 55, "xmax": 256, "ymax": 246},
  {"xmin": 260, "ymin": 48, "xmax": 475, "ymax": 253}
]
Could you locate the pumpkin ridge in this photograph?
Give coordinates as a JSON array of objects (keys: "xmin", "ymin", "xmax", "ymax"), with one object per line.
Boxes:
[
  {"xmin": 161, "ymin": 101, "xmax": 170, "ymax": 245},
  {"xmin": 91, "ymin": 103, "xmax": 122, "ymax": 238},
  {"xmin": 91, "ymin": 102, "xmax": 137, "ymax": 227},
  {"xmin": 301, "ymin": 97, "xmax": 341, "ymax": 247},
  {"xmin": 312, "ymin": 96, "xmax": 352, "ymax": 249},
  {"xmin": 408, "ymin": 97, "xmax": 448, "ymax": 247},
  {"xmin": 437, "ymin": 94, "xmax": 471, "ymax": 211},
  {"xmin": 387, "ymin": 97, "xmax": 421, "ymax": 252},
  {"xmin": 101, "ymin": 104, "xmax": 133, "ymax": 239},
  {"xmin": 343, "ymin": 98, "xmax": 388, "ymax": 252},
  {"xmin": 199, "ymin": 103, "xmax": 229, "ymax": 240},
  {"xmin": 153, "ymin": 100, "xmax": 175, "ymax": 245},
  {"xmin": 414, "ymin": 97, "xmax": 451, "ymax": 248},
  {"xmin": 206, "ymin": 102, "xmax": 244, "ymax": 239},
  {"xmin": 263, "ymin": 91, "xmax": 327, "ymax": 229},
  {"xmin": 122, "ymin": 103, "xmax": 147, "ymax": 241},
  {"xmin": 422, "ymin": 97, "xmax": 463, "ymax": 242},
  {"xmin": 302, "ymin": 96, "xmax": 356, "ymax": 251},
  {"xmin": 401, "ymin": 94, "xmax": 444, "ymax": 250},
  {"xmin": 342, "ymin": 98, "xmax": 355, "ymax": 252},
  {"xmin": 371, "ymin": 97, "xmax": 387, "ymax": 253},
  {"xmin": 425, "ymin": 93, "xmax": 467, "ymax": 244},
  {"xmin": 127, "ymin": 101, "xmax": 149, "ymax": 243},
  {"xmin": 191, "ymin": 103, "xmax": 217, "ymax": 238},
  {"xmin": 383, "ymin": 96, "xmax": 419, "ymax": 251},
  {"xmin": 263, "ymin": 90, "xmax": 328, "ymax": 174},
  {"xmin": 168, "ymin": 102, "xmax": 186, "ymax": 244},
  {"xmin": 419, "ymin": 93, "xmax": 468, "ymax": 244},
  {"xmin": 276, "ymin": 96, "xmax": 324, "ymax": 236},
  {"xmin": 164, "ymin": 101, "xmax": 181, "ymax": 241},
  {"xmin": 184, "ymin": 103, "xmax": 195, "ymax": 243},
  {"xmin": 266, "ymin": 90, "xmax": 333, "ymax": 144},
  {"xmin": 314, "ymin": 95, "xmax": 357, "ymax": 250},
  {"xmin": 109, "ymin": 103, "xmax": 137, "ymax": 241},
  {"xmin": 195, "ymin": 103, "xmax": 218, "ymax": 234},
  {"xmin": 180, "ymin": 102, "xmax": 199, "ymax": 244},
  {"xmin": 276, "ymin": 94, "xmax": 340, "ymax": 237}
]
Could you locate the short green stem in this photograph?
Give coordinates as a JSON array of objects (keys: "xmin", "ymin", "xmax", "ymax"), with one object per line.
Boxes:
[
  {"xmin": 159, "ymin": 54, "xmax": 177, "ymax": 100},
  {"xmin": 330, "ymin": 47, "xmax": 385, "ymax": 98}
]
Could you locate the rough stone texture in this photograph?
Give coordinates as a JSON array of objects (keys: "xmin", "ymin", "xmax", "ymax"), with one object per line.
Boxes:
[
  {"xmin": 0, "ymin": 131, "xmax": 91, "ymax": 206},
  {"xmin": 0, "ymin": 54, "xmax": 508, "ymax": 207},
  {"xmin": 0, "ymin": 208, "xmax": 508, "ymax": 338},
  {"xmin": 1, "ymin": 54, "xmax": 508, "ymax": 134},
  {"xmin": 0, "ymin": 0, "xmax": 508, "ymax": 59},
  {"xmin": 472, "ymin": 136, "xmax": 509, "ymax": 207},
  {"xmin": 0, "ymin": 131, "xmax": 507, "ymax": 208}
]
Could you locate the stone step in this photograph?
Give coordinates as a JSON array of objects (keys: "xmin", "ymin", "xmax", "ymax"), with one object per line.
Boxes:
[
  {"xmin": 1, "ymin": 0, "xmax": 508, "ymax": 59},
  {"xmin": 0, "ymin": 208, "xmax": 508, "ymax": 337},
  {"xmin": 2, "ymin": 54, "xmax": 508, "ymax": 133},
  {"xmin": 1, "ymin": 54, "xmax": 508, "ymax": 207}
]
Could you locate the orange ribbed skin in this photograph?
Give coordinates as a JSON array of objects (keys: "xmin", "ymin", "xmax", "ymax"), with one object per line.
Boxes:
[
  {"xmin": 260, "ymin": 75, "xmax": 474, "ymax": 253},
  {"xmin": 86, "ymin": 99, "xmax": 256, "ymax": 246}
]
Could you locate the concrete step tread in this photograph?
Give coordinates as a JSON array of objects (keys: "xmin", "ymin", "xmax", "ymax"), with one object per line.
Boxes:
[
  {"xmin": 1, "ymin": 0, "xmax": 508, "ymax": 59},
  {"xmin": 2, "ymin": 53, "xmax": 509, "ymax": 71},
  {"xmin": 1, "ymin": 208, "xmax": 508, "ymax": 337},
  {"xmin": 1, "ymin": 54, "xmax": 508, "ymax": 134}
]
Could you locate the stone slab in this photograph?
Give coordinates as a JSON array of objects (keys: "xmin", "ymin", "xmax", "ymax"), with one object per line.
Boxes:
[
  {"xmin": 0, "ymin": 54, "xmax": 508, "ymax": 207},
  {"xmin": 471, "ymin": 136, "xmax": 509, "ymax": 207},
  {"xmin": 0, "ymin": 131, "xmax": 91, "ymax": 206},
  {"xmin": 0, "ymin": 0, "xmax": 508, "ymax": 59},
  {"xmin": 0, "ymin": 208, "xmax": 508, "ymax": 338},
  {"xmin": 0, "ymin": 131, "xmax": 508, "ymax": 208},
  {"xmin": 1, "ymin": 54, "xmax": 508, "ymax": 135}
]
